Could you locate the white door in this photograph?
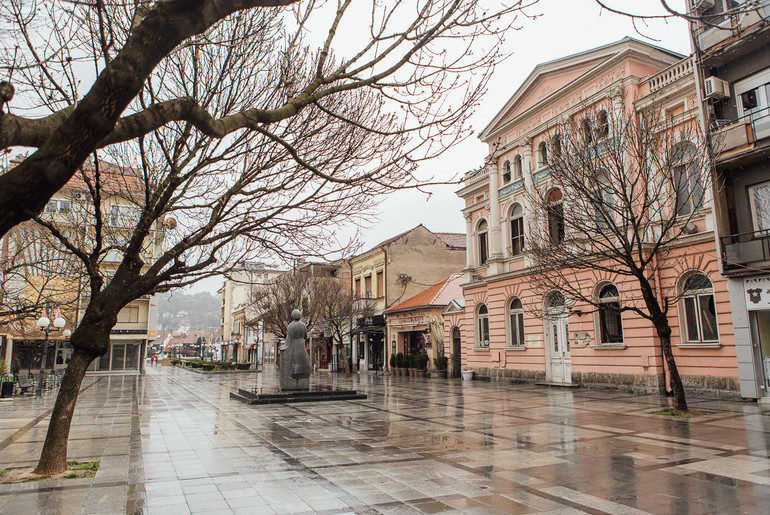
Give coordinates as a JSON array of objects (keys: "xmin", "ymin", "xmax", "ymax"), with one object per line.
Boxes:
[{"xmin": 546, "ymin": 312, "xmax": 571, "ymax": 384}]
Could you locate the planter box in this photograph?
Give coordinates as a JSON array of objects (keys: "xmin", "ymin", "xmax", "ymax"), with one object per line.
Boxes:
[
  {"xmin": 432, "ymin": 369, "xmax": 447, "ymax": 378},
  {"xmin": 462, "ymin": 370, "xmax": 474, "ymax": 381}
]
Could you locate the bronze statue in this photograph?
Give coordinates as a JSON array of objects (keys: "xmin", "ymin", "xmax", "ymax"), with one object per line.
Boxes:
[{"xmin": 279, "ymin": 309, "xmax": 311, "ymax": 390}]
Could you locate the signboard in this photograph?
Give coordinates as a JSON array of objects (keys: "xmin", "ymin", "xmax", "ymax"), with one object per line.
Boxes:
[
  {"xmin": 744, "ymin": 275, "xmax": 770, "ymax": 311},
  {"xmin": 149, "ymin": 330, "xmax": 157, "ymax": 338}
]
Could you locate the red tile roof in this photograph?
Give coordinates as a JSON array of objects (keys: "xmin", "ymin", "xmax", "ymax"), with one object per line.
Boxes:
[{"xmin": 385, "ymin": 273, "xmax": 464, "ymax": 314}]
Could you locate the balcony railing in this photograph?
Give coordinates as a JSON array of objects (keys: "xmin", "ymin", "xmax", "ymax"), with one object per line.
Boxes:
[
  {"xmin": 722, "ymin": 229, "xmax": 770, "ymax": 273},
  {"xmin": 711, "ymin": 107, "xmax": 770, "ymax": 156},
  {"xmin": 464, "ymin": 166, "xmax": 488, "ymax": 187},
  {"xmin": 694, "ymin": 2, "xmax": 770, "ymax": 51},
  {"xmin": 649, "ymin": 58, "xmax": 693, "ymax": 93}
]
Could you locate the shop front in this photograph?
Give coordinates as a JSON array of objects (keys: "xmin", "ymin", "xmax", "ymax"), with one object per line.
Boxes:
[
  {"xmin": 386, "ymin": 311, "xmax": 437, "ymax": 370},
  {"xmin": 351, "ymin": 315, "xmax": 385, "ymax": 371}
]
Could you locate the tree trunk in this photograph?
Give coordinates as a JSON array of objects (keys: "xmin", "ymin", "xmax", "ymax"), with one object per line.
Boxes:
[
  {"xmin": 653, "ymin": 319, "xmax": 688, "ymax": 412},
  {"xmin": 34, "ymin": 347, "xmax": 97, "ymax": 475},
  {"xmin": 636, "ymin": 273, "xmax": 688, "ymax": 412}
]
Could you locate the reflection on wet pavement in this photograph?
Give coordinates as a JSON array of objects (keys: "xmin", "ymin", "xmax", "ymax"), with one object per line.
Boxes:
[{"xmin": 1, "ymin": 365, "xmax": 769, "ymax": 514}]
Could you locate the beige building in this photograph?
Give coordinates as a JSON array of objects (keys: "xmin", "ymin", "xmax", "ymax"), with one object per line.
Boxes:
[
  {"xmin": 1, "ymin": 158, "xmax": 163, "ymax": 375},
  {"xmin": 218, "ymin": 262, "xmax": 283, "ymax": 365},
  {"xmin": 349, "ymin": 225, "xmax": 465, "ymax": 371}
]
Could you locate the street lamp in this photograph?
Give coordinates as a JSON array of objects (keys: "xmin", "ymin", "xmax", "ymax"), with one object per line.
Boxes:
[{"xmin": 36, "ymin": 308, "xmax": 67, "ymax": 398}]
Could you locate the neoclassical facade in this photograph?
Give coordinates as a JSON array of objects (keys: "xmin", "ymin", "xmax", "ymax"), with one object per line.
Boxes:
[{"xmin": 454, "ymin": 38, "xmax": 740, "ymax": 395}]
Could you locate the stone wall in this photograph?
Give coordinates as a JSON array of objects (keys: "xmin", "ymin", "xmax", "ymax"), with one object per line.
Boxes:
[{"xmin": 466, "ymin": 367, "xmax": 742, "ymax": 399}]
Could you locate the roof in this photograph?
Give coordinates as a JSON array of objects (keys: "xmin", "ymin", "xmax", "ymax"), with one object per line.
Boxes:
[
  {"xmin": 352, "ymin": 225, "xmax": 465, "ymax": 260},
  {"xmin": 434, "ymin": 232, "xmax": 465, "ymax": 249},
  {"xmin": 6, "ymin": 156, "xmax": 143, "ymax": 196},
  {"xmin": 385, "ymin": 273, "xmax": 464, "ymax": 314}
]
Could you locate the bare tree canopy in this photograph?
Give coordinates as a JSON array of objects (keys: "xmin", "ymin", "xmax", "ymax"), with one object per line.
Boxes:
[
  {"xmin": 525, "ymin": 105, "xmax": 713, "ymax": 412},
  {"xmin": 0, "ymin": 0, "xmax": 540, "ymax": 476},
  {"xmin": 0, "ymin": 0, "xmax": 536, "ymax": 238}
]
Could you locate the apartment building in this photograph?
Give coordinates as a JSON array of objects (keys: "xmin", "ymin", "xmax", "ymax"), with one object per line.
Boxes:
[
  {"xmin": 1, "ymin": 158, "xmax": 162, "ymax": 375},
  {"xmin": 689, "ymin": 0, "xmax": 770, "ymax": 399}
]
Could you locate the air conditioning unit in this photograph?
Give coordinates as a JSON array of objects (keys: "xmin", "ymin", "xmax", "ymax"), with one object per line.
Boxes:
[
  {"xmin": 704, "ymin": 76, "xmax": 730, "ymax": 100},
  {"xmin": 692, "ymin": 0, "xmax": 715, "ymax": 12}
]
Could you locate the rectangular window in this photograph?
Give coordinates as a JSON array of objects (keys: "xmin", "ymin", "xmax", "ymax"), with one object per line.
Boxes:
[
  {"xmin": 479, "ymin": 232, "xmax": 488, "ymax": 264},
  {"xmin": 354, "ymin": 278, "xmax": 361, "ymax": 298},
  {"xmin": 749, "ymin": 181, "xmax": 770, "ymax": 233},
  {"xmin": 684, "ymin": 297, "xmax": 700, "ymax": 342},
  {"xmin": 511, "ymin": 218, "xmax": 524, "ymax": 255},
  {"xmin": 45, "ymin": 201, "xmax": 58, "ymax": 213},
  {"xmin": 510, "ymin": 312, "xmax": 524, "ymax": 346},
  {"xmin": 117, "ymin": 306, "xmax": 140, "ymax": 323},
  {"xmin": 364, "ymin": 275, "xmax": 372, "ymax": 297},
  {"xmin": 376, "ymin": 271, "xmax": 383, "ymax": 297}
]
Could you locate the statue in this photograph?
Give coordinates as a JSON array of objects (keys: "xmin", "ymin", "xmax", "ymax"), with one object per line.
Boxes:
[{"xmin": 279, "ymin": 309, "xmax": 311, "ymax": 390}]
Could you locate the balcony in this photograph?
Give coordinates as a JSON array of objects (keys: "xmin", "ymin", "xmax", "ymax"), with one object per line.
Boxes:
[
  {"xmin": 722, "ymin": 229, "xmax": 770, "ymax": 274},
  {"xmin": 649, "ymin": 58, "xmax": 693, "ymax": 93},
  {"xmin": 712, "ymin": 108, "xmax": 770, "ymax": 160},
  {"xmin": 694, "ymin": 2, "xmax": 770, "ymax": 53},
  {"xmin": 464, "ymin": 166, "xmax": 488, "ymax": 187}
]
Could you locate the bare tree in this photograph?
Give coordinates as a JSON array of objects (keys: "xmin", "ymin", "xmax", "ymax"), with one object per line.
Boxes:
[
  {"xmin": 315, "ymin": 278, "xmax": 375, "ymax": 378},
  {"xmin": 0, "ymin": 0, "xmax": 536, "ymax": 238},
  {"xmin": 252, "ymin": 270, "xmax": 320, "ymax": 340},
  {"xmin": 0, "ymin": 1, "xmax": 539, "ymax": 475},
  {"xmin": 525, "ymin": 106, "xmax": 713, "ymax": 413}
]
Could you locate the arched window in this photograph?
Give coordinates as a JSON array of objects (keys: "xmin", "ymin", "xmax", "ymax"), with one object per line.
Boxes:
[
  {"xmin": 596, "ymin": 283, "xmax": 623, "ymax": 344},
  {"xmin": 581, "ymin": 118, "xmax": 593, "ymax": 144},
  {"xmin": 477, "ymin": 219, "xmax": 489, "ymax": 265},
  {"xmin": 596, "ymin": 110, "xmax": 609, "ymax": 139},
  {"xmin": 680, "ymin": 272, "xmax": 718, "ymax": 343},
  {"xmin": 510, "ymin": 203, "xmax": 524, "ymax": 256},
  {"xmin": 513, "ymin": 155, "xmax": 523, "ymax": 179},
  {"xmin": 672, "ymin": 142, "xmax": 704, "ymax": 216},
  {"xmin": 502, "ymin": 161, "xmax": 511, "ymax": 184},
  {"xmin": 552, "ymin": 134, "xmax": 562, "ymax": 159},
  {"xmin": 547, "ymin": 188, "xmax": 565, "ymax": 245},
  {"xmin": 538, "ymin": 141, "xmax": 548, "ymax": 167},
  {"xmin": 507, "ymin": 296, "xmax": 525, "ymax": 347},
  {"xmin": 476, "ymin": 304, "xmax": 490, "ymax": 348}
]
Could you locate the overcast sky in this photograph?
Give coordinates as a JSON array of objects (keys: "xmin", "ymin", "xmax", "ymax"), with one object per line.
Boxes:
[
  {"xmin": 192, "ymin": 0, "xmax": 691, "ymax": 294},
  {"xmin": 355, "ymin": 0, "xmax": 691, "ymax": 249}
]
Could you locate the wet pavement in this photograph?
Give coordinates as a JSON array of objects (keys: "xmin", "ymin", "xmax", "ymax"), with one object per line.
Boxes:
[{"xmin": 1, "ymin": 365, "xmax": 769, "ymax": 514}]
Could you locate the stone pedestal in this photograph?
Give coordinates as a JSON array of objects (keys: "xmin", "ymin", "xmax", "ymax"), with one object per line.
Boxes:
[{"xmin": 279, "ymin": 347, "xmax": 310, "ymax": 391}]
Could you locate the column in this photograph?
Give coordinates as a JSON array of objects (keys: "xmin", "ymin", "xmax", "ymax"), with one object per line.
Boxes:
[
  {"xmin": 464, "ymin": 212, "xmax": 474, "ymax": 282},
  {"xmin": 487, "ymin": 162, "xmax": 504, "ymax": 275},
  {"xmin": 522, "ymin": 138, "xmax": 537, "ymax": 267}
]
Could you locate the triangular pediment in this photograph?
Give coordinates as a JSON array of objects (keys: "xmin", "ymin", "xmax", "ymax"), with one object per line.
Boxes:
[{"xmin": 479, "ymin": 37, "xmax": 682, "ymax": 143}]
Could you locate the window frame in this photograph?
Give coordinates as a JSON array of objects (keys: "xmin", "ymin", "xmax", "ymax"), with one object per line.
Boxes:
[
  {"xmin": 748, "ymin": 180, "xmax": 770, "ymax": 233},
  {"xmin": 678, "ymin": 272, "xmax": 720, "ymax": 346},
  {"xmin": 538, "ymin": 141, "xmax": 548, "ymax": 168},
  {"xmin": 547, "ymin": 188, "xmax": 565, "ymax": 246},
  {"xmin": 476, "ymin": 303, "xmax": 490, "ymax": 349},
  {"xmin": 513, "ymin": 155, "xmax": 523, "ymax": 179},
  {"xmin": 671, "ymin": 142, "xmax": 704, "ymax": 217},
  {"xmin": 595, "ymin": 283, "xmax": 624, "ymax": 346},
  {"xmin": 509, "ymin": 203, "xmax": 524, "ymax": 257},
  {"xmin": 477, "ymin": 219, "xmax": 489, "ymax": 265},
  {"xmin": 506, "ymin": 296, "xmax": 525, "ymax": 348},
  {"xmin": 502, "ymin": 160, "xmax": 512, "ymax": 184}
]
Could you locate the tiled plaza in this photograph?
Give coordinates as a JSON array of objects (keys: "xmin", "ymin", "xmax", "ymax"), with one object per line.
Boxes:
[{"xmin": 1, "ymin": 365, "xmax": 769, "ymax": 514}]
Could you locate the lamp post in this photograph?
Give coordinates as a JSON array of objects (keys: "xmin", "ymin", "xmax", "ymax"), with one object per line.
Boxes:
[{"xmin": 36, "ymin": 308, "xmax": 69, "ymax": 398}]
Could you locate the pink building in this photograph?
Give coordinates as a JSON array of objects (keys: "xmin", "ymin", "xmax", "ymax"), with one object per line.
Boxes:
[{"xmin": 451, "ymin": 38, "xmax": 740, "ymax": 396}]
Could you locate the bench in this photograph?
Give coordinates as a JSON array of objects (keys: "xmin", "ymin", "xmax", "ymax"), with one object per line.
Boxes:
[{"xmin": 17, "ymin": 380, "xmax": 34, "ymax": 394}]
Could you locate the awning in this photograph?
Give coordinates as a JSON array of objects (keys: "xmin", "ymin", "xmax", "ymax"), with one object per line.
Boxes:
[
  {"xmin": 350, "ymin": 324, "xmax": 385, "ymax": 335},
  {"xmin": 245, "ymin": 343, "xmax": 256, "ymax": 351}
]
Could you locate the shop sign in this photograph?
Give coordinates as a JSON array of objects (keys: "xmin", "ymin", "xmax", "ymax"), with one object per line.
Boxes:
[
  {"xmin": 395, "ymin": 315, "xmax": 427, "ymax": 326},
  {"xmin": 744, "ymin": 275, "xmax": 770, "ymax": 311}
]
